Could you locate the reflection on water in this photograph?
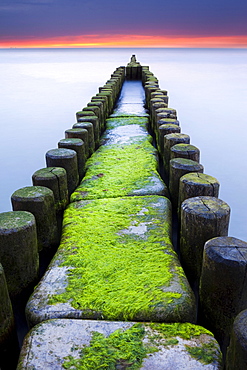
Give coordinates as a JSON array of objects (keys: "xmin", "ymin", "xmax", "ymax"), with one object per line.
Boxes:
[{"xmin": 0, "ymin": 48, "xmax": 246, "ymax": 240}]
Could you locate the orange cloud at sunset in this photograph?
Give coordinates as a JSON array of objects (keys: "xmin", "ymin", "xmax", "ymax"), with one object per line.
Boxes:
[{"xmin": 1, "ymin": 34, "xmax": 247, "ymax": 48}]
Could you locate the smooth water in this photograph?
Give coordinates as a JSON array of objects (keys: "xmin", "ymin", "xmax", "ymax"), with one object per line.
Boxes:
[{"xmin": 0, "ymin": 48, "xmax": 246, "ymax": 241}]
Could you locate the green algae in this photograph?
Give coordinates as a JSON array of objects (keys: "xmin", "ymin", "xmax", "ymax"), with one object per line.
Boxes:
[
  {"xmin": 148, "ymin": 322, "xmax": 213, "ymax": 342},
  {"xmin": 147, "ymin": 322, "xmax": 222, "ymax": 365},
  {"xmin": 48, "ymin": 196, "xmax": 184, "ymax": 321},
  {"xmin": 62, "ymin": 323, "xmax": 148, "ymax": 370},
  {"xmin": 185, "ymin": 341, "xmax": 222, "ymax": 365},
  {"xmin": 106, "ymin": 117, "xmax": 148, "ymax": 129},
  {"xmin": 71, "ymin": 140, "xmax": 163, "ymax": 201},
  {"xmin": 61, "ymin": 322, "xmax": 220, "ymax": 369},
  {"xmin": 0, "ymin": 211, "xmax": 35, "ymax": 231}
]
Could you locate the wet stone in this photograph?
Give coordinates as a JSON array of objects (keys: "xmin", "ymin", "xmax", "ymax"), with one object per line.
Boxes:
[
  {"xmin": 26, "ymin": 195, "xmax": 196, "ymax": 327},
  {"xmin": 18, "ymin": 319, "xmax": 222, "ymax": 370},
  {"xmin": 111, "ymin": 81, "xmax": 148, "ymax": 116}
]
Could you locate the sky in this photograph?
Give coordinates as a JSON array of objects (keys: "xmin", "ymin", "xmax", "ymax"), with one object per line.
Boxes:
[{"xmin": 0, "ymin": 0, "xmax": 247, "ymax": 48}]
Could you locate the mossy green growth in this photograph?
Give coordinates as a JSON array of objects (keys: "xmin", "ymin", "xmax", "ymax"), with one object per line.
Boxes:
[
  {"xmin": 62, "ymin": 323, "xmax": 148, "ymax": 370},
  {"xmin": 148, "ymin": 322, "xmax": 221, "ymax": 365},
  {"xmin": 106, "ymin": 117, "xmax": 148, "ymax": 129},
  {"xmin": 71, "ymin": 139, "xmax": 163, "ymax": 201},
  {"xmin": 148, "ymin": 322, "xmax": 213, "ymax": 341},
  {"xmin": 49, "ymin": 196, "xmax": 183, "ymax": 321},
  {"xmin": 185, "ymin": 341, "xmax": 221, "ymax": 365}
]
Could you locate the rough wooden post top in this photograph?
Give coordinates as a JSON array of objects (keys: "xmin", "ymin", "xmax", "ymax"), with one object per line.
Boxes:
[
  {"xmin": 46, "ymin": 148, "xmax": 76, "ymax": 159},
  {"xmin": 164, "ymin": 132, "xmax": 190, "ymax": 142},
  {"xmin": 33, "ymin": 167, "xmax": 66, "ymax": 179},
  {"xmin": 180, "ymin": 172, "xmax": 219, "ymax": 186},
  {"xmin": 170, "ymin": 157, "xmax": 203, "ymax": 170},
  {"xmin": 171, "ymin": 143, "xmax": 199, "ymax": 153},
  {"xmin": 204, "ymin": 236, "xmax": 247, "ymax": 263},
  {"xmin": 0, "ymin": 211, "xmax": 35, "ymax": 233},
  {"xmin": 11, "ymin": 186, "xmax": 54, "ymax": 201},
  {"xmin": 182, "ymin": 196, "xmax": 230, "ymax": 218}
]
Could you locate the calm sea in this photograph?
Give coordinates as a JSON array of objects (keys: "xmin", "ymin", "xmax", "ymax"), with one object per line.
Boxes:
[{"xmin": 0, "ymin": 48, "xmax": 246, "ymax": 241}]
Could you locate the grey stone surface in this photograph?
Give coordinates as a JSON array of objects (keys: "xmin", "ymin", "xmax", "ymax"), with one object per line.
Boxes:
[{"xmin": 18, "ymin": 319, "xmax": 222, "ymax": 369}]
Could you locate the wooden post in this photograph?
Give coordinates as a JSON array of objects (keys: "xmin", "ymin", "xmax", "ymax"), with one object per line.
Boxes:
[
  {"xmin": 77, "ymin": 115, "xmax": 100, "ymax": 147},
  {"xmin": 0, "ymin": 264, "xmax": 18, "ymax": 370},
  {"xmin": 158, "ymin": 124, "xmax": 181, "ymax": 156},
  {"xmin": 0, "ymin": 211, "xmax": 39, "ymax": 298},
  {"xmin": 180, "ymin": 196, "xmax": 230, "ymax": 283},
  {"xmin": 199, "ymin": 236, "xmax": 247, "ymax": 355},
  {"xmin": 46, "ymin": 148, "xmax": 79, "ymax": 196},
  {"xmin": 178, "ymin": 172, "xmax": 219, "ymax": 214},
  {"xmin": 11, "ymin": 186, "xmax": 58, "ymax": 252},
  {"xmin": 170, "ymin": 143, "xmax": 200, "ymax": 162},
  {"xmin": 226, "ymin": 309, "xmax": 247, "ymax": 370},
  {"xmin": 32, "ymin": 167, "xmax": 68, "ymax": 213},
  {"xmin": 58, "ymin": 138, "xmax": 86, "ymax": 181},
  {"xmin": 169, "ymin": 158, "xmax": 204, "ymax": 208},
  {"xmin": 65, "ymin": 128, "xmax": 89, "ymax": 159},
  {"xmin": 73, "ymin": 122, "xmax": 95, "ymax": 156},
  {"xmin": 163, "ymin": 133, "xmax": 190, "ymax": 176}
]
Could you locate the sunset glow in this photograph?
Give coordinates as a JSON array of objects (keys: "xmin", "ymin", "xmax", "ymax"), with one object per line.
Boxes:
[{"xmin": 1, "ymin": 34, "xmax": 247, "ymax": 49}]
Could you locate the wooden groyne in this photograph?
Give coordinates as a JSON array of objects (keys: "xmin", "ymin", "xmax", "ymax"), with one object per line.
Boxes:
[{"xmin": 0, "ymin": 56, "xmax": 247, "ymax": 369}]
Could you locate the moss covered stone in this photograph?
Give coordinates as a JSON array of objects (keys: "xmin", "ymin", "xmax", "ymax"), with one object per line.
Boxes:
[
  {"xmin": 17, "ymin": 319, "xmax": 222, "ymax": 369},
  {"xmin": 26, "ymin": 195, "xmax": 195, "ymax": 327},
  {"xmin": 71, "ymin": 122, "xmax": 167, "ymax": 201}
]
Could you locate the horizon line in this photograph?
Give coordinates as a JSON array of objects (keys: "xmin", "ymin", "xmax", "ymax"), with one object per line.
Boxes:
[{"xmin": 1, "ymin": 34, "xmax": 247, "ymax": 49}]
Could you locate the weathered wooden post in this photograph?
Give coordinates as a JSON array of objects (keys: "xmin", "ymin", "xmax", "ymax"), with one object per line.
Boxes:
[
  {"xmin": 163, "ymin": 133, "xmax": 190, "ymax": 175},
  {"xmin": 11, "ymin": 187, "xmax": 58, "ymax": 252},
  {"xmin": 58, "ymin": 138, "xmax": 86, "ymax": 181},
  {"xmin": 65, "ymin": 128, "xmax": 89, "ymax": 159},
  {"xmin": 0, "ymin": 211, "xmax": 39, "ymax": 298},
  {"xmin": 91, "ymin": 95, "xmax": 109, "ymax": 124},
  {"xmin": 178, "ymin": 173, "xmax": 219, "ymax": 213},
  {"xmin": 180, "ymin": 196, "xmax": 230, "ymax": 284},
  {"xmin": 158, "ymin": 124, "xmax": 181, "ymax": 156},
  {"xmin": 77, "ymin": 115, "xmax": 100, "ymax": 148},
  {"xmin": 170, "ymin": 143, "xmax": 200, "ymax": 162},
  {"xmin": 46, "ymin": 148, "xmax": 79, "ymax": 196},
  {"xmin": 200, "ymin": 236, "xmax": 247, "ymax": 355},
  {"xmin": 169, "ymin": 158, "xmax": 204, "ymax": 208},
  {"xmin": 32, "ymin": 167, "xmax": 68, "ymax": 213},
  {"xmin": 226, "ymin": 309, "xmax": 247, "ymax": 370},
  {"xmin": 0, "ymin": 263, "xmax": 18, "ymax": 370},
  {"xmin": 72, "ymin": 122, "xmax": 95, "ymax": 156}
]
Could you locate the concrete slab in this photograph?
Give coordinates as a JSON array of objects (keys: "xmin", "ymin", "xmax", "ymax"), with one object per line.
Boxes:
[
  {"xmin": 71, "ymin": 119, "xmax": 167, "ymax": 201},
  {"xmin": 18, "ymin": 319, "xmax": 222, "ymax": 369},
  {"xmin": 26, "ymin": 196, "xmax": 196, "ymax": 327}
]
